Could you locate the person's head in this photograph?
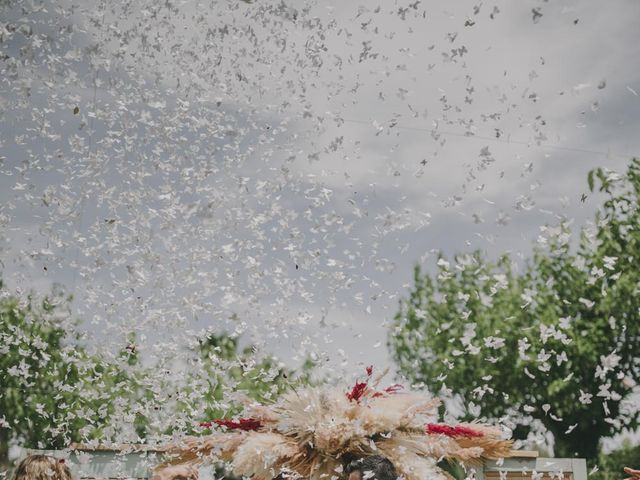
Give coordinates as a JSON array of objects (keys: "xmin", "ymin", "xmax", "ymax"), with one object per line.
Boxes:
[
  {"xmin": 12, "ymin": 455, "xmax": 73, "ymax": 480},
  {"xmin": 344, "ymin": 455, "xmax": 397, "ymax": 480}
]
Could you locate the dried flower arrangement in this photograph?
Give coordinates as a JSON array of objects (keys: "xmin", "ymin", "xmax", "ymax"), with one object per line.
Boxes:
[{"xmin": 163, "ymin": 368, "xmax": 512, "ymax": 480}]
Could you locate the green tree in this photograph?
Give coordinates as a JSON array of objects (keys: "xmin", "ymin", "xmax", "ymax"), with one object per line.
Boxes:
[
  {"xmin": 80, "ymin": 332, "xmax": 153, "ymax": 444},
  {"xmin": 0, "ymin": 281, "xmax": 86, "ymax": 465},
  {"xmin": 0, "ymin": 281, "xmax": 152, "ymax": 464},
  {"xmin": 185, "ymin": 333, "xmax": 314, "ymax": 429},
  {"xmin": 0, "ymin": 278, "xmax": 314, "ymax": 466},
  {"xmin": 390, "ymin": 160, "xmax": 640, "ymax": 460},
  {"xmin": 592, "ymin": 440, "xmax": 640, "ymax": 480}
]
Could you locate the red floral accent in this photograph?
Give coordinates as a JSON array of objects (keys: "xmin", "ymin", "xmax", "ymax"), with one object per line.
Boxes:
[
  {"xmin": 347, "ymin": 381, "xmax": 369, "ymax": 402},
  {"xmin": 371, "ymin": 383, "xmax": 404, "ymax": 398},
  {"xmin": 426, "ymin": 423, "xmax": 484, "ymax": 438},
  {"xmin": 384, "ymin": 383, "xmax": 403, "ymax": 394},
  {"xmin": 199, "ymin": 418, "xmax": 262, "ymax": 431},
  {"xmin": 347, "ymin": 366, "xmax": 403, "ymax": 401}
]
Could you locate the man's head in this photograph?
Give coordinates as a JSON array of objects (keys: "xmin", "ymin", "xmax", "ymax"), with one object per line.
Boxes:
[{"xmin": 344, "ymin": 456, "xmax": 397, "ymax": 480}]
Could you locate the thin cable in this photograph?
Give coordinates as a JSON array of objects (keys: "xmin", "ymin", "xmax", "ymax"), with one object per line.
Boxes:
[
  {"xmin": 342, "ymin": 117, "xmax": 638, "ymax": 160},
  {"xmin": 71, "ymin": 0, "xmax": 108, "ymax": 299}
]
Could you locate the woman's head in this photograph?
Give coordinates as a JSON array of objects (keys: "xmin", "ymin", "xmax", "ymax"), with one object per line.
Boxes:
[
  {"xmin": 12, "ymin": 455, "xmax": 73, "ymax": 480},
  {"xmin": 344, "ymin": 455, "xmax": 397, "ymax": 480}
]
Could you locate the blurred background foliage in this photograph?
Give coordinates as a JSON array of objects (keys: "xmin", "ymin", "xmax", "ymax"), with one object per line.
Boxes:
[{"xmin": 0, "ymin": 281, "xmax": 315, "ymax": 467}]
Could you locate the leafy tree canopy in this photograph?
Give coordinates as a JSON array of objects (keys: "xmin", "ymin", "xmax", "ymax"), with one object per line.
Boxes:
[
  {"xmin": 1, "ymin": 280, "xmax": 315, "ymax": 467},
  {"xmin": 390, "ymin": 159, "xmax": 640, "ymax": 460}
]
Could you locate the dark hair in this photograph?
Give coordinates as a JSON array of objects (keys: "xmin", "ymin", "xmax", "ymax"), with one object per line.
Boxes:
[{"xmin": 344, "ymin": 455, "xmax": 397, "ymax": 480}]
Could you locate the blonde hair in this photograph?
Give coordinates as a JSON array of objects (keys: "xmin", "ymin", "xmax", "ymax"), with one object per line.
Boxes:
[{"xmin": 12, "ymin": 455, "xmax": 73, "ymax": 480}]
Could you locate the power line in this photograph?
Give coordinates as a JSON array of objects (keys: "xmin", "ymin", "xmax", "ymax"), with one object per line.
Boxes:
[
  {"xmin": 71, "ymin": 0, "xmax": 108, "ymax": 300},
  {"xmin": 342, "ymin": 117, "xmax": 638, "ymax": 160}
]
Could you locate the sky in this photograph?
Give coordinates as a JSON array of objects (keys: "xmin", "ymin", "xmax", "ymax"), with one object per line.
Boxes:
[{"xmin": 1, "ymin": 0, "xmax": 640, "ymax": 385}]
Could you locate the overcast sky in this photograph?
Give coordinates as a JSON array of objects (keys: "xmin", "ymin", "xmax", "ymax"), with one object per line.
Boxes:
[{"xmin": 1, "ymin": 0, "xmax": 640, "ymax": 381}]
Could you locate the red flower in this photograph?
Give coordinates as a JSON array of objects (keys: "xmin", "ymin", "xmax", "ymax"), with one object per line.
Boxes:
[
  {"xmin": 199, "ymin": 418, "xmax": 262, "ymax": 431},
  {"xmin": 347, "ymin": 381, "xmax": 369, "ymax": 402},
  {"xmin": 426, "ymin": 423, "xmax": 484, "ymax": 438},
  {"xmin": 347, "ymin": 367, "xmax": 403, "ymax": 402}
]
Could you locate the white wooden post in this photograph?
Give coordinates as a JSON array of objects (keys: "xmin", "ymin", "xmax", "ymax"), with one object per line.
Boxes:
[{"xmin": 483, "ymin": 452, "xmax": 588, "ymax": 480}]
